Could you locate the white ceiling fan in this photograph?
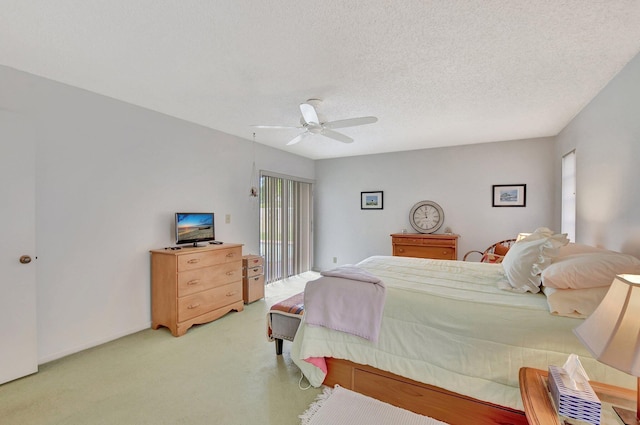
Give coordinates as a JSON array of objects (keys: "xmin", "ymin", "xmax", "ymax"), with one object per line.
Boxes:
[{"xmin": 252, "ymin": 99, "xmax": 378, "ymax": 145}]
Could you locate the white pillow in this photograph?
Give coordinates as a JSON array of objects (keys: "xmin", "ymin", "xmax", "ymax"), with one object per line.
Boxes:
[
  {"xmin": 557, "ymin": 243, "xmax": 607, "ymax": 257},
  {"xmin": 500, "ymin": 228, "xmax": 569, "ymax": 293},
  {"xmin": 541, "ymin": 252, "xmax": 640, "ymax": 289},
  {"xmin": 542, "ymin": 286, "xmax": 610, "ymax": 318}
]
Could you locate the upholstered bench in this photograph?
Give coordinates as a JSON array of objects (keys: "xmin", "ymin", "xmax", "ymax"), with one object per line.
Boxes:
[{"xmin": 267, "ymin": 292, "xmax": 304, "ymax": 355}]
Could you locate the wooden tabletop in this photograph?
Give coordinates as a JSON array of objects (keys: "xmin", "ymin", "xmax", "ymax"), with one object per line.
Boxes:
[{"xmin": 519, "ymin": 367, "xmax": 637, "ymax": 425}]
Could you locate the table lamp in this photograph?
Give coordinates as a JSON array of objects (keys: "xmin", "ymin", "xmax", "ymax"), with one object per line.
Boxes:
[{"xmin": 574, "ymin": 274, "xmax": 640, "ymax": 425}]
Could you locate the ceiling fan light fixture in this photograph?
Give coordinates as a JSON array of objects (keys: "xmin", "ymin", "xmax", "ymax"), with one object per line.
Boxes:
[
  {"xmin": 254, "ymin": 99, "xmax": 378, "ymax": 146},
  {"xmin": 299, "ymin": 102, "xmax": 320, "ymax": 125}
]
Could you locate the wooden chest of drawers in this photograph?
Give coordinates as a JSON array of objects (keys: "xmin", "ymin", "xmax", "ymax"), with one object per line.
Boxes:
[
  {"xmin": 391, "ymin": 233, "xmax": 459, "ymax": 260},
  {"xmin": 150, "ymin": 244, "xmax": 244, "ymax": 336},
  {"xmin": 242, "ymin": 255, "xmax": 265, "ymax": 304}
]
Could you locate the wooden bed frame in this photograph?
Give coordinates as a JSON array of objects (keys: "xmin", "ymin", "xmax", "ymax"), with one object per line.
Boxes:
[{"xmin": 323, "ymin": 357, "xmax": 528, "ymax": 425}]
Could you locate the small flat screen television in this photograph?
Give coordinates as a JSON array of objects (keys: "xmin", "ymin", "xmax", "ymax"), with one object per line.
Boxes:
[{"xmin": 175, "ymin": 213, "xmax": 215, "ymax": 246}]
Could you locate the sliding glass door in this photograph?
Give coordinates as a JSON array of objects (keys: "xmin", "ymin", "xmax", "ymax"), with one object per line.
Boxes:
[{"xmin": 260, "ymin": 172, "xmax": 313, "ymax": 283}]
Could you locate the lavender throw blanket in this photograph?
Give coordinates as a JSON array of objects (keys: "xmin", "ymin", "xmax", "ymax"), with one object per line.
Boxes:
[{"xmin": 303, "ymin": 265, "xmax": 386, "ymax": 342}]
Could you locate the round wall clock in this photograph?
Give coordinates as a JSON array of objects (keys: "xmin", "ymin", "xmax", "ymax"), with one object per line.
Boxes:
[{"xmin": 409, "ymin": 201, "xmax": 444, "ymax": 234}]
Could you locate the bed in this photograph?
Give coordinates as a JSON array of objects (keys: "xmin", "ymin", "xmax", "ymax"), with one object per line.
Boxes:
[{"xmin": 291, "ymin": 253, "xmax": 638, "ymax": 425}]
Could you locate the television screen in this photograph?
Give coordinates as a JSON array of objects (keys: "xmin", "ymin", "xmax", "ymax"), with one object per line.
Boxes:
[{"xmin": 175, "ymin": 213, "xmax": 215, "ymax": 246}]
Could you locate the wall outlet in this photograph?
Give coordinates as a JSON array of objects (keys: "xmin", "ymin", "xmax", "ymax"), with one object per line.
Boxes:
[
  {"xmin": 332, "ymin": 257, "xmax": 337, "ymax": 263},
  {"xmin": 225, "ymin": 214, "xmax": 231, "ymax": 224}
]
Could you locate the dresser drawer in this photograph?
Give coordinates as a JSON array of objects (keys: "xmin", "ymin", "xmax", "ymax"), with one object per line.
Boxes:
[
  {"xmin": 244, "ymin": 265, "xmax": 263, "ymax": 278},
  {"xmin": 242, "ymin": 255, "xmax": 263, "ymax": 268},
  {"xmin": 243, "ymin": 274, "xmax": 265, "ymax": 287},
  {"xmin": 393, "ymin": 245, "xmax": 455, "ymax": 260},
  {"xmin": 392, "ymin": 237, "xmax": 455, "ymax": 248},
  {"xmin": 178, "ymin": 281, "xmax": 242, "ymax": 322},
  {"xmin": 243, "ymin": 274, "xmax": 265, "ymax": 303},
  {"xmin": 177, "ymin": 261, "xmax": 242, "ymax": 297},
  {"xmin": 177, "ymin": 247, "xmax": 242, "ymax": 272}
]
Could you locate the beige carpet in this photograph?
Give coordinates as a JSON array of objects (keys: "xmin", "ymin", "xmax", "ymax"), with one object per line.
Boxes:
[
  {"xmin": 0, "ymin": 272, "xmax": 321, "ymax": 425},
  {"xmin": 300, "ymin": 386, "xmax": 449, "ymax": 425}
]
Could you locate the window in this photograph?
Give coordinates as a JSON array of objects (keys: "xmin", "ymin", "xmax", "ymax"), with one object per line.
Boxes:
[
  {"xmin": 561, "ymin": 150, "xmax": 576, "ymax": 242},
  {"xmin": 260, "ymin": 172, "xmax": 313, "ymax": 283}
]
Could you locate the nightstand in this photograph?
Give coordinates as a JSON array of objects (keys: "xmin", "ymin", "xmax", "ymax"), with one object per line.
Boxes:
[
  {"xmin": 242, "ymin": 255, "xmax": 264, "ymax": 303},
  {"xmin": 519, "ymin": 367, "xmax": 637, "ymax": 425}
]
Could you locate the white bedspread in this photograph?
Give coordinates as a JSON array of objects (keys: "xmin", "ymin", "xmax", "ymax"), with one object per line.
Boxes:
[{"xmin": 292, "ymin": 256, "xmax": 635, "ymax": 411}]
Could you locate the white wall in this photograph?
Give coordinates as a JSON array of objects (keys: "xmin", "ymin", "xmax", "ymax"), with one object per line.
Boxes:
[
  {"xmin": 314, "ymin": 137, "xmax": 557, "ymax": 271},
  {"xmin": 555, "ymin": 51, "xmax": 640, "ymax": 256},
  {"xmin": 6, "ymin": 45, "xmax": 638, "ymax": 363},
  {"xmin": 1, "ymin": 65, "xmax": 314, "ymax": 363}
]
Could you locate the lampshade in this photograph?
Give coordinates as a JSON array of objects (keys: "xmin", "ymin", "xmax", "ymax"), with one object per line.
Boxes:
[
  {"xmin": 574, "ymin": 274, "xmax": 640, "ymax": 424},
  {"xmin": 574, "ymin": 274, "xmax": 640, "ymax": 376}
]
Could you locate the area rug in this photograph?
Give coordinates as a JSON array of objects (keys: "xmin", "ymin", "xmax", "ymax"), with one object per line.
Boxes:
[{"xmin": 299, "ymin": 385, "xmax": 449, "ymax": 425}]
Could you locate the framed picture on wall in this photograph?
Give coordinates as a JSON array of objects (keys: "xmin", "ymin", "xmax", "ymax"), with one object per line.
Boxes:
[
  {"xmin": 361, "ymin": 191, "xmax": 383, "ymax": 210},
  {"xmin": 492, "ymin": 184, "xmax": 526, "ymax": 207}
]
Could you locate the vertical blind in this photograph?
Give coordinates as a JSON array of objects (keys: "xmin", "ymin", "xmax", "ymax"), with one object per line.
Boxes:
[{"xmin": 260, "ymin": 172, "xmax": 313, "ymax": 284}]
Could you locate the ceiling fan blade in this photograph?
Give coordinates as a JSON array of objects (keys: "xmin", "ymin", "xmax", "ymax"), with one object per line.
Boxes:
[
  {"xmin": 321, "ymin": 129, "xmax": 354, "ymax": 144},
  {"xmin": 299, "ymin": 103, "xmax": 320, "ymax": 125},
  {"xmin": 286, "ymin": 132, "xmax": 312, "ymax": 146},
  {"xmin": 323, "ymin": 116, "xmax": 378, "ymax": 129},
  {"xmin": 251, "ymin": 124, "xmax": 302, "ymax": 129}
]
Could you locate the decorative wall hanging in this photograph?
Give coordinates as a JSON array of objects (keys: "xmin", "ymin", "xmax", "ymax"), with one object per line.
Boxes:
[
  {"xmin": 361, "ymin": 191, "xmax": 383, "ymax": 210},
  {"xmin": 492, "ymin": 184, "xmax": 526, "ymax": 207}
]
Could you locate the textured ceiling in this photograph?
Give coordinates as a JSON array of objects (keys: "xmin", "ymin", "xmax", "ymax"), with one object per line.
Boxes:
[{"xmin": 2, "ymin": 1, "xmax": 640, "ymax": 159}]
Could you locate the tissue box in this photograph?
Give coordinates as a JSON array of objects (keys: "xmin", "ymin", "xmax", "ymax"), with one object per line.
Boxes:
[{"xmin": 548, "ymin": 365, "xmax": 601, "ymax": 425}]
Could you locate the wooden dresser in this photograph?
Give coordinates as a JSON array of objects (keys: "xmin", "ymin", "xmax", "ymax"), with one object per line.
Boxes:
[
  {"xmin": 150, "ymin": 243, "xmax": 244, "ymax": 337},
  {"xmin": 242, "ymin": 254, "xmax": 265, "ymax": 304},
  {"xmin": 391, "ymin": 233, "xmax": 459, "ymax": 260}
]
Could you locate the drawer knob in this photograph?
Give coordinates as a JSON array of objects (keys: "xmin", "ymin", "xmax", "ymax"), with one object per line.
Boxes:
[
  {"xmin": 20, "ymin": 255, "xmax": 32, "ymax": 264},
  {"xmin": 226, "ymin": 291, "xmax": 238, "ymax": 297},
  {"xmin": 253, "ymin": 276, "xmax": 260, "ymax": 281},
  {"xmin": 187, "ymin": 279, "xmax": 200, "ymax": 286},
  {"xmin": 187, "ymin": 304, "xmax": 200, "ymax": 309},
  {"xmin": 251, "ymin": 267, "xmax": 260, "ymax": 273},
  {"xmin": 187, "ymin": 259, "xmax": 200, "ymax": 264},
  {"xmin": 226, "ymin": 253, "xmax": 234, "ymax": 258},
  {"xmin": 398, "ymin": 248, "xmax": 404, "ymax": 253}
]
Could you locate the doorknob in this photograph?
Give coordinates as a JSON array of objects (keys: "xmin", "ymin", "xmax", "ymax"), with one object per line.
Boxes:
[{"xmin": 19, "ymin": 255, "xmax": 32, "ymax": 264}]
